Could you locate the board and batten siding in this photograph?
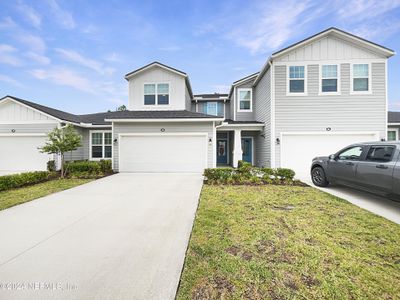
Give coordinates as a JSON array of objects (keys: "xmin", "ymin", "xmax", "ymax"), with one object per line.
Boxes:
[
  {"xmin": 273, "ymin": 62, "xmax": 386, "ymax": 167},
  {"xmin": 254, "ymin": 69, "xmax": 271, "ymax": 167},
  {"xmin": 112, "ymin": 122, "xmax": 214, "ymax": 171}
]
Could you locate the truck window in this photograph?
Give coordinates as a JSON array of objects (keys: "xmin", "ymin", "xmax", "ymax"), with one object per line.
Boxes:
[{"xmin": 366, "ymin": 146, "xmax": 395, "ymax": 162}]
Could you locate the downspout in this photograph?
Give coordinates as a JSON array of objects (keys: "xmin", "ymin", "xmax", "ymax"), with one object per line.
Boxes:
[{"xmin": 269, "ymin": 59, "xmax": 276, "ymax": 168}]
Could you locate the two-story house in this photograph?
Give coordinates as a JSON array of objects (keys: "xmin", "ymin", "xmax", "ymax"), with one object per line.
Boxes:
[{"xmin": 0, "ymin": 27, "xmax": 395, "ymax": 176}]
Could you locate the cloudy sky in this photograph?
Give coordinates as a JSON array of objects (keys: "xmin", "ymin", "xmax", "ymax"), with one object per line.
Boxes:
[{"xmin": 0, "ymin": 0, "xmax": 399, "ymax": 113}]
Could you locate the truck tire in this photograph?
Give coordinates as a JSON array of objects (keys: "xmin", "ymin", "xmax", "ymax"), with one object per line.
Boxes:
[{"xmin": 311, "ymin": 166, "xmax": 329, "ymax": 187}]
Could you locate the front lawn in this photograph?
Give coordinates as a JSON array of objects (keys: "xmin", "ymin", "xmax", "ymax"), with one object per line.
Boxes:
[
  {"xmin": 177, "ymin": 185, "xmax": 400, "ymax": 299},
  {"xmin": 0, "ymin": 178, "xmax": 92, "ymax": 211}
]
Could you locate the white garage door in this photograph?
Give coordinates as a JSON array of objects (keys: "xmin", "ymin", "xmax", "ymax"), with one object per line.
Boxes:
[
  {"xmin": 0, "ymin": 135, "xmax": 52, "ymax": 173},
  {"xmin": 281, "ymin": 132, "xmax": 379, "ymax": 177},
  {"xmin": 119, "ymin": 134, "xmax": 207, "ymax": 173}
]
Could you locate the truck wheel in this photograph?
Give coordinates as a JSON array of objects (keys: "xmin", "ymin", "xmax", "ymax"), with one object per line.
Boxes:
[{"xmin": 311, "ymin": 166, "xmax": 329, "ymax": 187}]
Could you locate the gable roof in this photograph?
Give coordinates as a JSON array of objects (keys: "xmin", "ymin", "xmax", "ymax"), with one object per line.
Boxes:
[
  {"xmin": 124, "ymin": 61, "xmax": 193, "ymax": 99},
  {"xmin": 271, "ymin": 27, "xmax": 395, "ymax": 59},
  {"xmin": 228, "ymin": 72, "xmax": 259, "ymax": 97},
  {"xmin": 193, "ymin": 93, "xmax": 229, "ymax": 101},
  {"xmin": 103, "ymin": 110, "xmax": 222, "ymax": 121}
]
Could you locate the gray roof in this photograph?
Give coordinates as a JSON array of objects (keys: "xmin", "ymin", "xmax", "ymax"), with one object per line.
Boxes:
[
  {"xmin": 1, "ymin": 96, "xmax": 219, "ymax": 126},
  {"xmin": 194, "ymin": 93, "xmax": 228, "ymax": 98},
  {"xmin": 388, "ymin": 111, "xmax": 400, "ymax": 123},
  {"xmin": 225, "ymin": 119, "xmax": 263, "ymax": 124}
]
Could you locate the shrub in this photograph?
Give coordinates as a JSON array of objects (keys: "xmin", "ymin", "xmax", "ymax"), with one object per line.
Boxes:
[
  {"xmin": 47, "ymin": 160, "xmax": 56, "ymax": 172},
  {"xmin": 99, "ymin": 159, "xmax": 112, "ymax": 174},
  {"xmin": 0, "ymin": 171, "xmax": 52, "ymax": 191},
  {"xmin": 65, "ymin": 161, "xmax": 101, "ymax": 177},
  {"xmin": 238, "ymin": 160, "xmax": 252, "ymax": 168},
  {"xmin": 275, "ymin": 168, "xmax": 296, "ymax": 180},
  {"xmin": 203, "ymin": 165, "xmax": 297, "ymax": 186}
]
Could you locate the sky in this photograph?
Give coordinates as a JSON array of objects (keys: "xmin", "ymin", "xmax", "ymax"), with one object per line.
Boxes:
[{"xmin": 0, "ymin": 0, "xmax": 399, "ymax": 114}]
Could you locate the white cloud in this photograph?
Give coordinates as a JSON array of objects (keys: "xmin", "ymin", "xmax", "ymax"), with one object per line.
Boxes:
[
  {"xmin": 25, "ymin": 51, "xmax": 51, "ymax": 64},
  {"xmin": 55, "ymin": 48, "xmax": 115, "ymax": 75},
  {"xmin": 0, "ymin": 74, "xmax": 24, "ymax": 87},
  {"xmin": 0, "ymin": 44, "xmax": 22, "ymax": 66},
  {"xmin": 0, "ymin": 17, "xmax": 17, "ymax": 29},
  {"xmin": 104, "ymin": 52, "xmax": 123, "ymax": 63},
  {"xmin": 16, "ymin": 1, "xmax": 41, "ymax": 29},
  {"xmin": 46, "ymin": 0, "xmax": 76, "ymax": 29},
  {"xmin": 30, "ymin": 67, "xmax": 95, "ymax": 93},
  {"xmin": 16, "ymin": 33, "xmax": 46, "ymax": 53},
  {"xmin": 197, "ymin": 0, "xmax": 328, "ymax": 54},
  {"xmin": 336, "ymin": 0, "xmax": 400, "ymax": 22},
  {"xmin": 209, "ymin": 85, "xmax": 231, "ymax": 93}
]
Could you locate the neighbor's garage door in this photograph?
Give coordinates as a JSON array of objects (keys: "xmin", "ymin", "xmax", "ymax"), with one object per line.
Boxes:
[
  {"xmin": 281, "ymin": 132, "xmax": 378, "ymax": 177},
  {"xmin": 0, "ymin": 135, "xmax": 52, "ymax": 172},
  {"xmin": 119, "ymin": 134, "xmax": 207, "ymax": 173}
]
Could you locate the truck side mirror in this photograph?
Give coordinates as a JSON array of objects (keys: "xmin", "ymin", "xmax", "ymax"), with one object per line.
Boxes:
[{"xmin": 329, "ymin": 154, "xmax": 336, "ymax": 160}]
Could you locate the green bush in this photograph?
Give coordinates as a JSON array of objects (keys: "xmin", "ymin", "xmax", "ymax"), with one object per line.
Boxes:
[
  {"xmin": 99, "ymin": 159, "xmax": 112, "ymax": 173},
  {"xmin": 66, "ymin": 161, "xmax": 101, "ymax": 176},
  {"xmin": 275, "ymin": 168, "xmax": 295, "ymax": 180},
  {"xmin": 203, "ymin": 165, "xmax": 297, "ymax": 186},
  {"xmin": 47, "ymin": 160, "xmax": 56, "ymax": 172},
  {"xmin": 0, "ymin": 171, "xmax": 52, "ymax": 191}
]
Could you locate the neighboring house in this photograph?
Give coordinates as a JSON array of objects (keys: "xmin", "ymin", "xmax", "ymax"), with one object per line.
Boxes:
[
  {"xmin": 388, "ymin": 111, "xmax": 400, "ymax": 141},
  {"xmin": 0, "ymin": 27, "xmax": 395, "ymax": 175}
]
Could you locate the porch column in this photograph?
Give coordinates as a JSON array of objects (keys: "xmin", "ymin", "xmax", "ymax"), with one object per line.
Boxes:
[{"xmin": 232, "ymin": 129, "xmax": 242, "ymax": 168}]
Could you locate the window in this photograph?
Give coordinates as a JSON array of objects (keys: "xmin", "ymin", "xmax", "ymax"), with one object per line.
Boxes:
[
  {"xmin": 352, "ymin": 64, "xmax": 369, "ymax": 92},
  {"xmin": 388, "ymin": 130, "xmax": 397, "ymax": 141},
  {"xmin": 91, "ymin": 131, "xmax": 112, "ymax": 159},
  {"xmin": 321, "ymin": 65, "xmax": 338, "ymax": 93},
  {"xmin": 289, "ymin": 66, "xmax": 306, "ymax": 93},
  {"xmin": 338, "ymin": 146, "xmax": 364, "ymax": 160},
  {"xmin": 238, "ymin": 88, "xmax": 252, "ymax": 111},
  {"xmin": 203, "ymin": 102, "xmax": 224, "ymax": 117},
  {"xmin": 366, "ymin": 146, "xmax": 395, "ymax": 162},
  {"xmin": 144, "ymin": 83, "xmax": 169, "ymax": 105}
]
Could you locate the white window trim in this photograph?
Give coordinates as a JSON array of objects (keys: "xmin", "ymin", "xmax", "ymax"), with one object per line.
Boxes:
[
  {"xmin": 143, "ymin": 82, "xmax": 171, "ymax": 106},
  {"xmin": 287, "ymin": 65, "xmax": 308, "ymax": 96},
  {"xmin": 319, "ymin": 64, "xmax": 341, "ymax": 95},
  {"xmin": 237, "ymin": 88, "xmax": 253, "ymax": 112},
  {"xmin": 350, "ymin": 63, "xmax": 372, "ymax": 95},
  {"xmin": 387, "ymin": 128, "xmax": 399, "ymax": 141},
  {"xmin": 89, "ymin": 130, "xmax": 112, "ymax": 160}
]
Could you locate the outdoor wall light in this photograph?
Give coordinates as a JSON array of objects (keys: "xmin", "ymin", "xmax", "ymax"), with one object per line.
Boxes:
[
  {"xmin": 113, "ymin": 138, "xmax": 118, "ymax": 144},
  {"xmin": 209, "ymin": 138, "xmax": 212, "ymax": 144},
  {"xmin": 326, "ymin": 127, "xmax": 332, "ymax": 131},
  {"xmin": 11, "ymin": 129, "xmax": 15, "ymax": 133},
  {"xmin": 276, "ymin": 138, "xmax": 280, "ymax": 145},
  {"xmin": 160, "ymin": 128, "xmax": 165, "ymax": 132}
]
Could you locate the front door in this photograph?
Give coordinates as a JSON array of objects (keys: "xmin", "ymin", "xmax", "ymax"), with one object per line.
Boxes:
[
  {"xmin": 241, "ymin": 137, "xmax": 252, "ymax": 164},
  {"xmin": 217, "ymin": 139, "xmax": 228, "ymax": 164}
]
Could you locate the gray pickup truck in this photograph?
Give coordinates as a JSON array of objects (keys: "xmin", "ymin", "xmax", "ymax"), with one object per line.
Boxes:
[{"xmin": 310, "ymin": 142, "xmax": 400, "ymax": 198}]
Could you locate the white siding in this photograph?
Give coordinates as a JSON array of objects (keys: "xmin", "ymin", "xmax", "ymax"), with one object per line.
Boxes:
[
  {"xmin": 113, "ymin": 122, "xmax": 214, "ymax": 171},
  {"xmin": 274, "ymin": 62, "xmax": 386, "ymax": 167},
  {"xmin": 128, "ymin": 66, "xmax": 187, "ymax": 110},
  {"xmin": 276, "ymin": 35, "xmax": 385, "ymax": 62},
  {"xmin": 254, "ymin": 69, "xmax": 271, "ymax": 167},
  {"xmin": 0, "ymin": 100, "xmax": 57, "ymax": 123}
]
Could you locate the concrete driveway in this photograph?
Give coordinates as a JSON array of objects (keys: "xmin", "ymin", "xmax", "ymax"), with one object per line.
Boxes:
[
  {"xmin": 298, "ymin": 173, "xmax": 400, "ymax": 225},
  {"xmin": 0, "ymin": 173, "xmax": 203, "ymax": 300}
]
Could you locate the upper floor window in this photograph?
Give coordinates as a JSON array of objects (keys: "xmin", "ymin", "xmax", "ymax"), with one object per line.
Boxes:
[
  {"xmin": 90, "ymin": 131, "xmax": 112, "ymax": 160},
  {"xmin": 202, "ymin": 102, "xmax": 224, "ymax": 117},
  {"xmin": 144, "ymin": 83, "xmax": 169, "ymax": 105},
  {"xmin": 352, "ymin": 64, "xmax": 370, "ymax": 93},
  {"xmin": 321, "ymin": 65, "xmax": 339, "ymax": 93},
  {"xmin": 288, "ymin": 66, "xmax": 306, "ymax": 94},
  {"xmin": 238, "ymin": 88, "xmax": 252, "ymax": 111}
]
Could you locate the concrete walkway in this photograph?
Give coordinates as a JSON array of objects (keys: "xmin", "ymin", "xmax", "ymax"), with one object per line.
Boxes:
[
  {"xmin": 0, "ymin": 173, "xmax": 203, "ymax": 300},
  {"xmin": 298, "ymin": 173, "xmax": 400, "ymax": 225}
]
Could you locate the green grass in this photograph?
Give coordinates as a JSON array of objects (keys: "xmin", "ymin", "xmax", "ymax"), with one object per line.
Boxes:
[
  {"xmin": 0, "ymin": 178, "xmax": 93, "ymax": 211},
  {"xmin": 177, "ymin": 185, "xmax": 400, "ymax": 299}
]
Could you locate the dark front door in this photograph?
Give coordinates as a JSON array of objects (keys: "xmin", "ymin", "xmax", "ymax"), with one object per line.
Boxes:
[
  {"xmin": 241, "ymin": 138, "xmax": 252, "ymax": 164},
  {"xmin": 217, "ymin": 139, "xmax": 228, "ymax": 164}
]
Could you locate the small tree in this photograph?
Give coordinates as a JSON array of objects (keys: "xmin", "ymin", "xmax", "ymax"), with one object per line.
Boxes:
[
  {"xmin": 40, "ymin": 124, "xmax": 82, "ymax": 178},
  {"xmin": 117, "ymin": 105, "xmax": 127, "ymax": 111}
]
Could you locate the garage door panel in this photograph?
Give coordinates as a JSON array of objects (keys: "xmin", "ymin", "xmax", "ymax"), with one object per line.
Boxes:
[
  {"xmin": 0, "ymin": 136, "xmax": 52, "ymax": 172},
  {"xmin": 281, "ymin": 133, "xmax": 378, "ymax": 177},
  {"xmin": 119, "ymin": 135, "xmax": 207, "ymax": 173}
]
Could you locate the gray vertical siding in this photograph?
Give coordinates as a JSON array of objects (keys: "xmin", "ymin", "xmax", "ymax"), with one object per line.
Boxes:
[
  {"xmin": 113, "ymin": 122, "xmax": 214, "ymax": 171},
  {"xmin": 254, "ymin": 69, "xmax": 271, "ymax": 167},
  {"xmin": 274, "ymin": 62, "xmax": 387, "ymax": 167}
]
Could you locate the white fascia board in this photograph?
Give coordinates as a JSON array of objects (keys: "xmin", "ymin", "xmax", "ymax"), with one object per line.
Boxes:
[
  {"xmin": 271, "ymin": 28, "xmax": 395, "ymax": 59},
  {"xmin": 125, "ymin": 63, "xmax": 187, "ymax": 80},
  {"xmin": 388, "ymin": 123, "xmax": 400, "ymax": 126},
  {"xmin": 105, "ymin": 118, "xmax": 223, "ymax": 122}
]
